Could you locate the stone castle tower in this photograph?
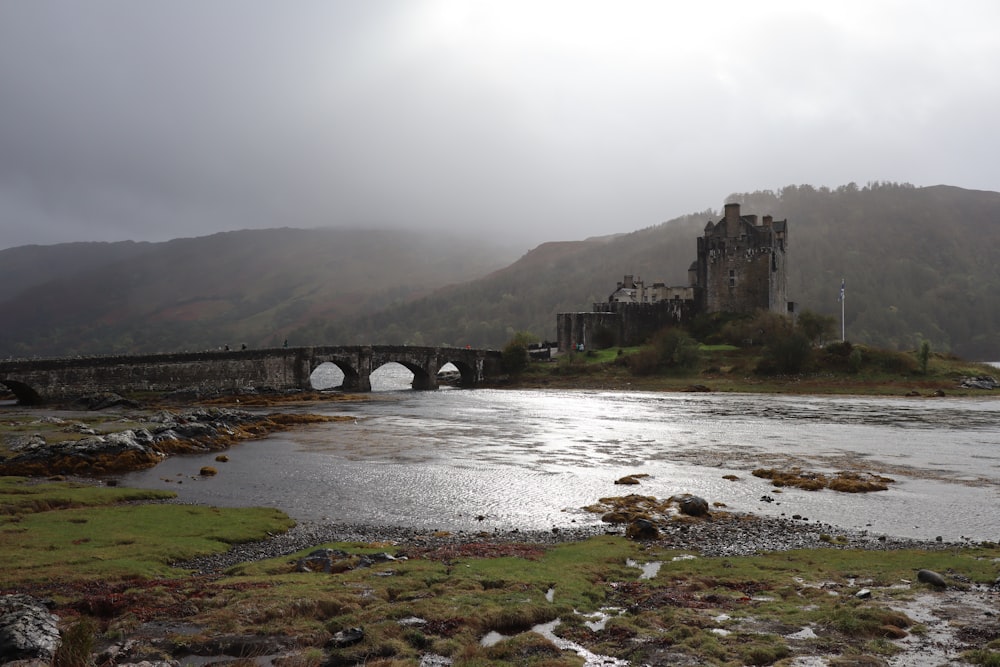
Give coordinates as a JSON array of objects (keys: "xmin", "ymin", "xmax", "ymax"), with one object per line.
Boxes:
[
  {"xmin": 695, "ymin": 202, "xmax": 788, "ymax": 315},
  {"xmin": 556, "ymin": 202, "xmax": 790, "ymax": 352}
]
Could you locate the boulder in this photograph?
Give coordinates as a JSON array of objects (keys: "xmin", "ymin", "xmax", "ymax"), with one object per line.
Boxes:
[
  {"xmin": 0, "ymin": 595, "xmax": 61, "ymax": 664},
  {"xmin": 296, "ymin": 548, "xmax": 350, "ymax": 573},
  {"xmin": 625, "ymin": 518, "xmax": 659, "ymax": 541},
  {"xmin": 960, "ymin": 376, "xmax": 999, "ymax": 390},
  {"xmin": 916, "ymin": 569, "xmax": 947, "ymax": 588},
  {"xmin": 675, "ymin": 494, "xmax": 710, "ymax": 517},
  {"xmin": 328, "ymin": 627, "xmax": 364, "ymax": 648}
]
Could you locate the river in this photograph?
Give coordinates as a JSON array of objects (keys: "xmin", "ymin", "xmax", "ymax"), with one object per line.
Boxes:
[{"xmin": 117, "ymin": 364, "xmax": 1000, "ymax": 543}]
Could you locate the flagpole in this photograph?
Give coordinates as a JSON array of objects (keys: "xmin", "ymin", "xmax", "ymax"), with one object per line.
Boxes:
[{"xmin": 839, "ymin": 278, "xmax": 846, "ymax": 342}]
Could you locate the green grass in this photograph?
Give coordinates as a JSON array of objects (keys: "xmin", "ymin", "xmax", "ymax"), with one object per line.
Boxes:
[
  {"xmin": 3, "ymin": 481, "xmax": 999, "ymax": 665},
  {"xmin": 0, "ymin": 476, "xmax": 175, "ymax": 512},
  {"xmin": 0, "ymin": 477, "xmax": 293, "ymax": 584},
  {"xmin": 518, "ymin": 343, "xmax": 999, "ymax": 396}
]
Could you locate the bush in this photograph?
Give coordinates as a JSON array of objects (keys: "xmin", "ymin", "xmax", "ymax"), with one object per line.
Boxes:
[
  {"xmin": 627, "ymin": 348, "xmax": 662, "ymax": 376},
  {"xmin": 797, "ymin": 309, "xmax": 837, "ymax": 345},
  {"xmin": 917, "ymin": 339, "xmax": 931, "ymax": 374},
  {"xmin": 500, "ymin": 331, "xmax": 538, "ymax": 375},
  {"xmin": 863, "ymin": 346, "xmax": 919, "ymax": 374},
  {"xmin": 825, "ymin": 340, "xmax": 853, "ymax": 357},
  {"xmin": 756, "ymin": 331, "xmax": 812, "ymax": 375},
  {"xmin": 848, "ymin": 347, "xmax": 863, "ymax": 373}
]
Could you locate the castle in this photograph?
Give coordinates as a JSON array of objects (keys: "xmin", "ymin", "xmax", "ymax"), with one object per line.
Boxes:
[{"xmin": 556, "ymin": 203, "xmax": 790, "ymax": 352}]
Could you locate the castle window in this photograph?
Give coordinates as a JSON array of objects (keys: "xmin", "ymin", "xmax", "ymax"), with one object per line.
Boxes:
[{"xmin": 729, "ymin": 269, "xmax": 736, "ymax": 288}]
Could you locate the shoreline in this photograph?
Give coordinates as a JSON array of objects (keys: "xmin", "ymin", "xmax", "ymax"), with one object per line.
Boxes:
[{"xmin": 174, "ymin": 508, "xmax": 958, "ymax": 575}]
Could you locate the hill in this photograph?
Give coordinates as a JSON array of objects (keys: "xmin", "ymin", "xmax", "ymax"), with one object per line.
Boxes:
[
  {"xmin": 331, "ymin": 183, "xmax": 1000, "ymax": 359},
  {"xmin": 0, "ymin": 228, "xmax": 521, "ymax": 357},
  {"xmin": 3, "ymin": 183, "xmax": 999, "ymax": 360}
]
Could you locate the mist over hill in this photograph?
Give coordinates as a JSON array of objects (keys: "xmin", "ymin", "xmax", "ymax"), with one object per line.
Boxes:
[
  {"xmin": 3, "ymin": 183, "xmax": 999, "ymax": 361},
  {"xmin": 324, "ymin": 183, "xmax": 1000, "ymax": 360},
  {"xmin": 0, "ymin": 228, "xmax": 522, "ymax": 357}
]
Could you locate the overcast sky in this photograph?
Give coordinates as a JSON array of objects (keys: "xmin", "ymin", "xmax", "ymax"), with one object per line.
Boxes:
[{"xmin": 1, "ymin": 1, "xmax": 998, "ymax": 250}]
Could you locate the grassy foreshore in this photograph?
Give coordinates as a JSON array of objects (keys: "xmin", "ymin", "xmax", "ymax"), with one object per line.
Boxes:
[
  {"xmin": 1, "ymin": 353, "xmax": 999, "ymax": 666},
  {"xmin": 509, "ymin": 344, "xmax": 999, "ymax": 397},
  {"xmin": 1, "ymin": 476, "xmax": 998, "ymax": 666}
]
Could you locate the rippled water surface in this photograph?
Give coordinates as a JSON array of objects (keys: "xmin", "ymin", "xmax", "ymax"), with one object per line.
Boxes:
[{"xmin": 121, "ymin": 377, "xmax": 1000, "ymax": 542}]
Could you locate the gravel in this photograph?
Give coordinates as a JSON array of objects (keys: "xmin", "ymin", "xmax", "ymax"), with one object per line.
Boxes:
[{"xmin": 175, "ymin": 512, "xmax": 950, "ymax": 575}]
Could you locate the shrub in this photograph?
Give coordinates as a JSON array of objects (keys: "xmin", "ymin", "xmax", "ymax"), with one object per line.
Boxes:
[
  {"xmin": 756, "ymin": 331, "xmax": 812, "ymax": 375},
  {"xmin": 53, "ymin": 616, "xmax": 97, "ymax": 667},
  {"xmin": 651, "ymin": 328, "xmax": 701, "ymax": 372},
  {"xmin": 863, "ymin": 346, "xmax": 919, "ymax": 374},
  {"xmin": 501, "ymin": 331, "xmax": 537, "ymax": 375},
  {"xmin": 627, "ymin": 347, "xmax": 661, "ymax": 376},
  {"xmin": 917, "ymin": 339, "xmax": 931, "ymax": 374},
  {"xmin": 848, "ymin": 347, "xmax": 863, "ymax": 373}
]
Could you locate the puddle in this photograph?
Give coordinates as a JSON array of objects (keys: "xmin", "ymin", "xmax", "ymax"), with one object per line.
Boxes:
[
  {"xmin": 480, "ymin": 630, "xmax": 506, "ymax": 647},
  {"xmin": 580, "ymin": 607, "xmax": 623, "ymax": 631},
  {"xmin": 625, "ymin": 559, "xmax": 662, "ymax": 579},
  {"xmin": 886, "ymin": 588, "xmax": 1000, "ymax": 666},
  {"xmin": 480, "ymin": 616, "xmax": 630, "ymax": 664},
  {"xmin": 533, "ymin": 619, "xmax": 631, "ymax": 667},
  {"xmin": 785, "ymin": 626, "xmax": 818, "ymax": 640}
]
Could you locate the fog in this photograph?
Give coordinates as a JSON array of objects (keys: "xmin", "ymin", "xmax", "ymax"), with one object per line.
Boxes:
[{"xmin": 2, "ymin": 1, "xmax": 998, "ymax": 249}]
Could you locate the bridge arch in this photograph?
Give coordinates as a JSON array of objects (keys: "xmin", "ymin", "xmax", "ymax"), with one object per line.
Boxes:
[
  {"xmin": 309, "ymin": 356, "xmax": 363, "ymax": 391},
  {"xmin": 437, "ymin": 357, "xmax": 480, "ymax": 388},
  {"xmin": 0, "ymin": 379, "xmax": 43, "ymax": 405}
]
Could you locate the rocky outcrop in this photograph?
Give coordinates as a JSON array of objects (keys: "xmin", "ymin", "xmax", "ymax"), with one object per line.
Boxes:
[
  {"xmin": 960, "ymin": 376, "xmax": 999, "ymax": 390},
  {"xmin": 0, "ymin": 595, "xmax": 61, "ymax": 664},
  {"xmin": 0, "ymin": 408, "xmax": 269, "ymax": 476}
]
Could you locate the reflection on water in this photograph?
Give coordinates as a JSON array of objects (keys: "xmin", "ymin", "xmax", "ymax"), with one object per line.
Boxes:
[{"xmin": 120, "ymin": 390, "xmax": 1000, "ymax": 542}]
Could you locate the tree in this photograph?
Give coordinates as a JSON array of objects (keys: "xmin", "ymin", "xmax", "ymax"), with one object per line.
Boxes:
[
  {"xmin": 917, "ymin": 339, "xmax": 931, "ymax": 374},
  {"xmin": 797, "ymin": 310, "xmax": 837, "ymax": 345},
  {"xmin": 757, "ymin": 331, "xmax": 812, "ymax": 375},
  {"xmin": 501, "ymin": 331, "xmax": 537, "ymax": 375}
]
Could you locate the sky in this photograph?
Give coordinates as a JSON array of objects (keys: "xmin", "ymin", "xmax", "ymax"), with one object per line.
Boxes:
[{"xmin": 1, "ymin": 1, "xmax": 999, "ymax": 250}]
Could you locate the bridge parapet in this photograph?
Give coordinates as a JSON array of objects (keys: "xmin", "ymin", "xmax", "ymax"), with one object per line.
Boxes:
[{"xmin": 0, "ymin": 345, "xmax": 504, "ymax": 404}]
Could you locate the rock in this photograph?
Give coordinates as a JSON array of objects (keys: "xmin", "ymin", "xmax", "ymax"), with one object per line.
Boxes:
[
  {"xmin": 684, "ymin": 384, "xmax": 711, "ymax": 392},
  {"xmin": 917, "ymin": 569, "xmax": 947, "ymax": 588},
  {"xmin": 328, "ymin": 627, "xmax": 364, "ymax": 648},
  {"xmin": 72, "ymin": 392, "xmax": 139, "ymax": 410},
  {"xmin": 625, "ymin": 518, "xmax": 659, "ymax": 540},
  {"xmin": 0, "ymin": 595, "xmax": 61, "ymax": 664},
  {"xmin": 614, "ymin": 475, "xmax": 642, "ymax": 485},
  {"xmin": 296, "ymin": 548, "xmax": 350, "ymax": 573},
  {"xmin": 960, "ymin": 376, "xmax": 999, "ymax": 390},
  {"xmin": 855, "ymin": 588, "xmax": 872, "ymax": 599},
  {"xmin": 675, "ymin": 494, "xmax": 709, "ymax": 517},
  {"xmin": 357, "ymin": 552, "xmax": 397, "ymax": 568}
]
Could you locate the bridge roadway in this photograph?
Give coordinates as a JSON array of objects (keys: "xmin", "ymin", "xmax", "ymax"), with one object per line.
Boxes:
[{"xmin": 0, "ymin": 345, "xmax": 505, "ymax": 404}]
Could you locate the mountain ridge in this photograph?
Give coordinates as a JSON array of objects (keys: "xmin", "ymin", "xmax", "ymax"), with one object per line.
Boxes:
[{"xmin": 3, "ymin": 183, "xmax": 999, "ymax": 360}]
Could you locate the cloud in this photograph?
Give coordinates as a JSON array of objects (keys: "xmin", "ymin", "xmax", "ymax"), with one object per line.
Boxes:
[{"xmin": 2, "ymin": 0, "xmax": 999, "ymax": 249}]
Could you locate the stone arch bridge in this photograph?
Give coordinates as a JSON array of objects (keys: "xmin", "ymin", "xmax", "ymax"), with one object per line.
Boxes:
[{"xmin": 0, "ymin": 345, "xmax": 505, "ymax": 405}]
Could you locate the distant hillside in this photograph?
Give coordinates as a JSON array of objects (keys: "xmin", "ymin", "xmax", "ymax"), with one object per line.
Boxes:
[
  {"xmin": 329, "ymin": 183, "xmax": 1000, "ymax": 360},
  {"xmin": 4, "ymin": 184, "xmax": 999, "ymax": 361},
  {"xmin": 0, "ymin": 228, "xmax": 521, "ymax": 357}
]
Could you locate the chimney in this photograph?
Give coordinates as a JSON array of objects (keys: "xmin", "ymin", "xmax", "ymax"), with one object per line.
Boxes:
[
  {"xmin": 724, "ymin": 202, "xmax": 741, "ymax": 221},
  {"xmin": 724, "ymin": 202, "xmax": 741, "ymax": 237}
]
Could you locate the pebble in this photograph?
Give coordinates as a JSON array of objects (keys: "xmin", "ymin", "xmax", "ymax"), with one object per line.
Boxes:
[{"xmin": 174, "ymin": 513, "xmax": 951, "ymax": 575}]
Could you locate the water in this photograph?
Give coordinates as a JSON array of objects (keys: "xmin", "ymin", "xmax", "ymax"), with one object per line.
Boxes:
[{"xmin": 120, "ymin": 375, "xmax": 1000, "ymax": 542}]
